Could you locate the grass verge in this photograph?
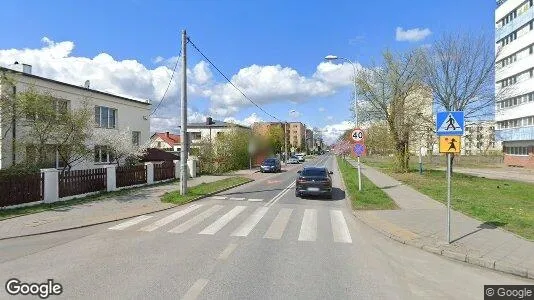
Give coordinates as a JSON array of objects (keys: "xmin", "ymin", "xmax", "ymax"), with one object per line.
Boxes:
[
  {"xmin": 0, "ymin": 179, "xmax": 179, "ymax": 221},
  {"xmin": 161, "ymin": 177, "xmax": 252, "ymax": 205},
  {"xmin": 363, "ymin": 158, "xmax": 534, "ymax": 240},
  {"xmin": 336, "ymin": 156, "xmax": 398, "ymax": 210}
]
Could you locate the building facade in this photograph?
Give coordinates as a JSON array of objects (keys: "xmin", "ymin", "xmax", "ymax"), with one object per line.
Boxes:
[
  {"xmin": 462, "ymin": 121, "xmax": 502, "ymax": 155},
  {"xmin": 187, "ymin": 117, "xmax": 250, "ymax": 146},
  {"xmin": 305, "ymin": 128, "xmax": 314, "ymax": 151},
  {"xmin": 288, "ymin": 122, "xmax": 306, "ymax": 151},
  {"xmin": 0, "ymin": 65, "xmax": 151, "ymax": 170},
  {"xmin": 495, "ymin": 0, "xmax": 534, "ymax": 168}
]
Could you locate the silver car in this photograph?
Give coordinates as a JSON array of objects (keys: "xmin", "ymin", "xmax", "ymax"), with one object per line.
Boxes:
[{"xmin": 288, "ymin": 156, "xmax": 300, "ymax": 164}]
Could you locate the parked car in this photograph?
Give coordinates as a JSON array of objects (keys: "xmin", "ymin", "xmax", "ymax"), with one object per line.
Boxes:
[
  {"xmin": 296, "ymin": 154, "xmax": 305, "ymax": 162},
  {"xmin": 295, "ymin": 167, "xmax": 333, "ymax": 199},
  {"xmin": 288, "ymin": 156, "xmax": 300, "ymax": 164},
  {"xmin": 260, "ymin": 158, "xmax": 282, "ymax": 173}
]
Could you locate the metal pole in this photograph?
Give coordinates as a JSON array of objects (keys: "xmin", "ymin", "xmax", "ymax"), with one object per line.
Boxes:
[
  {"xmin": 447, "ymin": 153, "xmax": 451, "ymax": 244},
  {"xmin": 357, "ymin": 156, "xmax": 362, "ymax": 191},
  {"xmin": 284, "ymin": 122, "xmax": 288, "ymax": 165},
  {"xmin": 180, "ymin": 30, "xmax": 188, "ymax": 195},
  {"xmin": 349, "ymin": 58, "xmax": 362, "ymax": 192},
  {"xmin": 419, "ymin": 145, "xmax": 423, "ymax": 175}
]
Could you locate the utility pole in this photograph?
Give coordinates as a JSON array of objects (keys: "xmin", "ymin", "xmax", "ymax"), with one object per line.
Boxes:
[
  {"xmin": 284, "ymin": 122, "xmax": 288, "ymax": 165},
  {"xmin": 180, "ymin": 30, "xmax": 188, "ymax": 195}
]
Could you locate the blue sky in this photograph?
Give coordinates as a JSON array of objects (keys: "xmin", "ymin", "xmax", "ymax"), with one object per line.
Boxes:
[{"xmin": 0, "ymin": 0, "xmax": 496, "ymax": 142}]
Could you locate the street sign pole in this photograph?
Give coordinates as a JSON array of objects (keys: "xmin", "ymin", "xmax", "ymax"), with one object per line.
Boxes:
[
  {"xmin": 357, "ymin": 157, "xmax": 362, "ymax": 191},
  {"xmin": 447, "ymin": 153, "xmax": 451, "ymax": 244}
]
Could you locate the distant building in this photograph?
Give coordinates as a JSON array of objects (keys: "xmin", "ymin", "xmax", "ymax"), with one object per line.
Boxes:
[
  {"xmin": 305, "ymin": 128, "xmax": 314, "ymax": 151},
  {"xmin": 0, "ymin": 65, "xmax": 150, "ymax": 170},
  {"xmin": 187, "ymin": 117, "xmax": 250, "ymax": 146},
  {"xmin": 461, "ymin": 121, "xmax": 502, "ymax": 155},
  {"xmin": 495, "ymin": 0, "xmax": 534, "ymax": 168},
  {"xmin": 288, "ymin": 122, "xmax": 306, "ymax": 151},
  {"xmin": 150, "ymin": 132, "xmax": 181, "ymax": 151}
]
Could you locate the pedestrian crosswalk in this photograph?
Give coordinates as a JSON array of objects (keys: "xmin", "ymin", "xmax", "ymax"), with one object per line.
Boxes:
[
  {"xmin": 108, "ymin": 204, "xmax": 353, "ymax": 244},
  {"xmin": 210, "ymin": 196, "xmax": 264, "ymax": 202}
]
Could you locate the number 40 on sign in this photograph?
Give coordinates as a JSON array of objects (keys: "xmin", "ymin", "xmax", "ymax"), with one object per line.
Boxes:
[{"xmin": 351, "ymin": 128, "xmax": 364, "ymax": 142}]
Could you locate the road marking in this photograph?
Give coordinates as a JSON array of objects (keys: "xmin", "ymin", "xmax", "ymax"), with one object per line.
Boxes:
[
  {"xmin": 231, "ymin": 207, "xmax": 269, "ymax": 237},
  {"xmin": 330, "ymin": 210, "xmax": 352, "ymax": 243},
  {"xmin": 108, "ymin": 215, "xmax": 152, "ymax": 230},
  {"xmin": 138, "ymin": 204, "xmax": 202, "ymax": 232},
  {"xmin": 181, "ymin": 278, "xmax": 209, "ymax": 300},
  {"xmin": 229, "ymin": 197, "xmax": 245, "ymax": 201},
  {"xmin": 198, "ymin": 206, "xmax": 247, "ymax": 235},
  {"xmin": 168, "ymin": 205, "xmax": 224, "ymax": 234},
  {"xmin": 211, "ymin": 196, "xmax": 227, "ymax": 200},
  {"xmin": 298, "ymin": 209, "xmax": 317, "ymax": 241},
  {"xmin": 247, "ymin": 198, "xmax": 263, "ymax": 202},
  {"xmin": 265, "ymin": 181, "xmax": 295, "ymax": 207},
  {"xmin": 263, "ymin": 208, "xmax": 293, "ymax": 239},
  {"xmin": 218, "ymin": 243, "xmax": 239, "ymax": 260}
]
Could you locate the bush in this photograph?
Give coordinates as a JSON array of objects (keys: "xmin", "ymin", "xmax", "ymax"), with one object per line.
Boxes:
[{"xmin": 0, "ymin": 163, "xmax": 43, "ymax": 178}]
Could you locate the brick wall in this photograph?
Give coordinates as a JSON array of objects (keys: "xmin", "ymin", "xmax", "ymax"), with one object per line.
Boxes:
[{"xmin": 504, "ymin": 154, "xmax": 534, "ymax": 168}]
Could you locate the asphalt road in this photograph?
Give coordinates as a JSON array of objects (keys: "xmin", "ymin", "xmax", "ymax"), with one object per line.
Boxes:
[{"xmin": 0, "ymin": 154, "xmax": 531, "ymax": 300}]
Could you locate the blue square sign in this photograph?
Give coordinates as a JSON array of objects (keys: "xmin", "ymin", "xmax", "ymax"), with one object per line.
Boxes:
[
  {"xmin": 354, "ymin": 143, "xmax": 366, "ymax": 157},
  {"xmin": 436, "ymin": 111, "xmax": 464, "ymax": 136}
]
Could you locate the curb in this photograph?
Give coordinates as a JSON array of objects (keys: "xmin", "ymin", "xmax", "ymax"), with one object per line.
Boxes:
[
  {"xmin": 0, "ymin": 178, "xmax": 254, "ymax": 241},
  {"xmin": 334, "ymin": 156, "xmax": 534, "ymax": 280}
]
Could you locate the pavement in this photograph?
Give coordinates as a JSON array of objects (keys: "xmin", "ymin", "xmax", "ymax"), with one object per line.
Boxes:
[
  {"xmin": 435, "ymin": 166, "xmax": 534, "ymax": 184},
  {"xmin": 0, "ymin": 154, "xmax": 531, "ymax": 300},
  {"xmin": 347, "ymin": 159, "xmax": 534, "ymax": 279}
]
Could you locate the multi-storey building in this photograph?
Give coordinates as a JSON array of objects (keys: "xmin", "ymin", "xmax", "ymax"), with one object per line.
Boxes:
[
  {"xmin": 0, "ymin": 64, "xmax": 151, "ymax": 170},
  {"xmin": 462, "ymin": 121, "xmax": 502, "ymax": 155},
  {"xmin": 305, "ymin": 128, "xmax": 314, "ymax": 151},
  {"xmin": 288, "ymin": 122, "xmax": 306, "ymax": 151},
  {"xmin": 495, "ymin": 0, "xmax": 534, "ymax": 168}
]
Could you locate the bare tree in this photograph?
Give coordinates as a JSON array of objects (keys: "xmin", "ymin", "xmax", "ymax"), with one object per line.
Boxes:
[
  {"xmin": 421, "ymin": 33, "xmax": 504, "ymax": 171},
  {"xmin": 356, "ymin": 49, "xmax": 427, "ymax": 172}
]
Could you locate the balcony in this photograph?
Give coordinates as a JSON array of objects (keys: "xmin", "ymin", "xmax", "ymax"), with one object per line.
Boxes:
[{"xmin": 496, "ymin": 126, "xmax": 534, "ymax": 141}]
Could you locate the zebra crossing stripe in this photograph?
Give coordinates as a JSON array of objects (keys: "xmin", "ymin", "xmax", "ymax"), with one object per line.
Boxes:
[
  {"xmin": 168, "ymin": 205, "xmax": 224, "ymax": 233},
  {"xmin": 330, "ymin": 210, "xmax": 352, "ymax": 243},
  {"xmin": 231, "ymin": 207, "xmax": 269, "ymax": 237},
  {"xmin": 108, "ymin": 215, "xmax": 153, "ymax": 230},
  {"xmin": 138, "ymin": 204, "xmax": 202, "ymax": 232},
  {"xmin": 298, "ymin": 209, "xmax": 317, "ymax": 241},
  {"xmin": 263, "ymin": 208, "xmax": 293, "ymax": 239},
  {"xmin": 198, "ymin": 206, "xmax": 247, "ymax": 235}
]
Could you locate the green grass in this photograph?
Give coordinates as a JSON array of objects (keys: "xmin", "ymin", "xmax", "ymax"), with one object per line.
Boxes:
[
  {"xmin": 336, "ymin": 156, "xmax": 398, "ymax": 210},
  {"xmin": 363, "ymin": 157, "xmax": 534, "ymax": 240},
  {"xmin": 0, "ymin": 179, "xmax": 178, "ymax": 221},
  {"xmin": 161, "ymin": 177, "xmax": 252, "ymax": 205}
]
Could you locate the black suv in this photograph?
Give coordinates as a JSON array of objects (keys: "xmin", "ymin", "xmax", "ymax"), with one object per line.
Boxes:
[{"xmin": 295, "ymin": 167, "xmax": 333, "ymax": 199}]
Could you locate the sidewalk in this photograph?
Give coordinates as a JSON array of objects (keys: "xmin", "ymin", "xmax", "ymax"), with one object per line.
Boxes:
[
  {"xmin": 0, "ymin": 174, "xmax": 244, "ymax": 240},
  {"xmin": 436, "ymin": 166, "xmax": 534, "ymax": 184},
  {"xmin": 346, "ymin": 159, "xmax": 534, "ymax": 279}
]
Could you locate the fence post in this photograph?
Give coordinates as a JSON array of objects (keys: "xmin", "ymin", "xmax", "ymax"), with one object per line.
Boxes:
[
  {"xmin": 41, "ymin": 168, "xmax": 59, "ymax": 203},
  {"xmin": 145, "ymin": 162, "xmax": 154, "ymax": 184},
  {"xmin": 187, "ymin": 159, "xmax": 197, "ymax": 178},
  {"xmin": 106, "ymin": 165, "xmax": 117, "ymax": 192},
  {"xmin": 173, "ymin": 160, "xmax": 180, "ymax": 179}
]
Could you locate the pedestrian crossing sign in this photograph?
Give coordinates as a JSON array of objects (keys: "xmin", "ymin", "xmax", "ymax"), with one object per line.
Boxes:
[
  {"xmin": 439, "ymin": 136, "xmax": 461, "ymax": 153},
  {"xmin": 436, "ymin": 111, "xmax": 464, "ymax": 136}
]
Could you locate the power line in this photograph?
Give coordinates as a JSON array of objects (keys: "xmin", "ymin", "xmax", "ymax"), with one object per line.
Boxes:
[
  {"xmin": 186, "ymin": 37, "xmax": 282, "ymax": 122},
  {"xmin": 149, "ymin": 48, "xmax": 182, "ymax": 116}
]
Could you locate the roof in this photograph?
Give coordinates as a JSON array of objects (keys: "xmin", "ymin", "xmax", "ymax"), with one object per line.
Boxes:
[
  {"xmin": 188, "ymin": 119, "xmax": 250, "ymax": 129},
  {"xmin": 152, "ymin": 132, "xmax": 181, "ymax": 146},
  {"xmin": 140, "ymin": 148, "xmax": 180, "ymax": 162},
  {"xmin": 0, "ymin": 67, "xmax": 150, "ymax": 105}
]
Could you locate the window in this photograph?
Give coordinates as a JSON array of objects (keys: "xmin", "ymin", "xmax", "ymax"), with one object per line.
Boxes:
[
  {"xmin": 132, "ymin": 131, "xmax": 140, "ymax": 146},
  {"xmin": 190, "ymin": 132, "xmax": 201, "ymax": 140},
  {"xmin": 94, "ymin": 145, "xmax": 114, "ymax": 163},
  {"xmin": 94, "ymin": 106, "xmax": 117, "ymax": 128},
  {"xmin": 26, "ymin": 99, "xmax": 70, "ymax": 121},
  {"xmin": 25, "ymin": 144, "xmax": 65, "ymax": 169}
]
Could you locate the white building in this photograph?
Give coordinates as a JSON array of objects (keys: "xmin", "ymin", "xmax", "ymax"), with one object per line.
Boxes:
[
  {"xmin": 150, "ymin": 132, "xmax": 181, "ymax": 152},
  {"xmin": 495, "ymin": 0, "xmax": 534, "ymax": 168},
  {"xmin": 0, "ymin": 65, "xmax": 151, "ymax": 170},
  {"xmin": 187, "ymin": 117, "xmax": 250, "ymax": 146},
  {"xmin": 461, "ymin": 121, "xmax": 502, "ymax": 155}
]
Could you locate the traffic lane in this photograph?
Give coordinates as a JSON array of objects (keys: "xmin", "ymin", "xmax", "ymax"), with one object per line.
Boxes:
[
  {"xmin": 216, "ymin": 155, "xmax": 329, "ymax": 204},
  {"xmin": 277, "ymin": 155, "xmax": 345, "ymax": 208}
]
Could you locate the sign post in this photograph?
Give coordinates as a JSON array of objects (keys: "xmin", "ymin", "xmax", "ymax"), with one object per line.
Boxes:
[
  {"xmin": 436, "ymin": 111, "xmax": 464, "ymax": 244},
  {"xmin": 351, "ymin": 128, "xmax": 365, "ymax": 192}
]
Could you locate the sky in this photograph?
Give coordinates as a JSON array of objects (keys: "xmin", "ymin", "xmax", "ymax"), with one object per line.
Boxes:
[{"xmin": 0, "ymin": 0, "xmax": 497, "ymax": 143}]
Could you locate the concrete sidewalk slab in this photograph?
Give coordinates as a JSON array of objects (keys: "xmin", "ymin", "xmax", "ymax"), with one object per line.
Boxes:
[
  {"xmin": 0, "ymin": 174, "xmax": 250, "ymax": 240},
  {"xmin": 344, "ymin": 158, "xmax": 534, "ymax": 279}
]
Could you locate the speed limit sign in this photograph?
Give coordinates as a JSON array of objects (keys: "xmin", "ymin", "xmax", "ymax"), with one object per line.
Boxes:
[{"xmin": 351, "ymin": 128, "xmax": 364, "ymax": 142}]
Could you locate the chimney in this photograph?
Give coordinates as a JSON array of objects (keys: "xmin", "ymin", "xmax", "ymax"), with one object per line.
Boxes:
[
  {"xmin": 206, "ymin": 117, "xmax": 213, "ymax": 125},
  {"xmin": 166, "ymin": 131, "xmax": 170, "ymax": 138},
  {"xmin": 22, "ymin": 64, "xmax": 32, "ymax": 74},
  {"xmin": 84, "ymin": 80, "xmax": 90, "ymax": 88}
]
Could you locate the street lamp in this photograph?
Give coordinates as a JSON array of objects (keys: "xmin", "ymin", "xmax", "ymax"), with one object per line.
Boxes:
[
  {"xmin": 324, "ymin": 54, "xmax": 361, "ymax": 191},
  {"xmin": 324, "ymin": 55, "xmax": 358, "ymax": 126}
]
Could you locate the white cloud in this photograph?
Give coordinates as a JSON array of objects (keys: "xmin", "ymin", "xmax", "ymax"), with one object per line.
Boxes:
[
  {"xmin": 321, "ymin": 121, "xmax": 355, "ymax": 144},
  {"xmin": 326, "ymin": 116, "xmax": 334, "ymax": 121},
  {"xmin": 395, "ymin": 27, "xmax": 432, "ymax": 42},
  {"xmin": 224, "ymin": 113, "xmax": 263, "ymax": 127},
  {"xmin": 289, "ymin": 109, "xmax": 301, "ymax": 119},
  {"xmin": 318, "ymin": 107, "xmax": 325, "ymax": 112}
]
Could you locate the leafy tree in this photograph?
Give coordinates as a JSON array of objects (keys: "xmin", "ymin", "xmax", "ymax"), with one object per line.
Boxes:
[
  {"xmin": 266, "ymin": 125, "xmax": 284, "ymax": 155},
  {"xmin": 365, "ymin": 122, "xmax": 395, "ymax": 156}
]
